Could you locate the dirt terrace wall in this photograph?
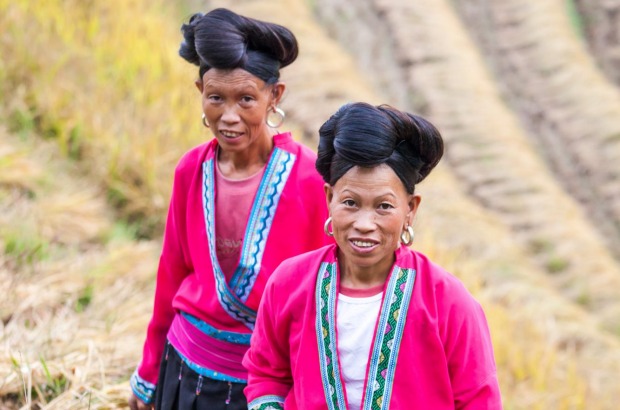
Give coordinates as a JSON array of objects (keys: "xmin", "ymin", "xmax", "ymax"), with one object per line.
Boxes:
[
  {"xmin": 452, "ymin": 0, "xmax": 620, "ymax": 257},
  {"xmin": 575, "ymin": 0, "xmax": 620, "ymax": 87}
]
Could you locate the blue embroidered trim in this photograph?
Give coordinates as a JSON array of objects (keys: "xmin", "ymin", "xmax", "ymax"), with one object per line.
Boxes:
[
  {"xmin": 362, "ymin": 267, "xmax": 416, "ymax": 410},
  {"xmin": 230, "ymin": 148, "xmax": 295, "ymax": 301},
  {"xmin": 175, "ymin": 348, "xmax": 247, "ymax": 383},
  {"xmin": 248, "ymin": 395, "xmax": 285, "ymax": 410},
  {"xmin": 203, "ymin": 160, "xmax": 258, "ymax": 330},
  {"xmin": 202, "ymin": 149, "xmax": 296, "ymax": 329},
  {"xmin": 181, "ymin": 312, "xmax": 251, "ymax": 345},
  {"xmin": 315, "ymin": 262, "xmax": 347, "ymax": 410},
  {"xmin": 130, "ymin": 369, "xmax": 156, "ymax": 404}
]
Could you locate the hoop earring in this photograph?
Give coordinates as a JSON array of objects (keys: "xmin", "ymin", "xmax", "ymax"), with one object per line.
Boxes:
[
  {"xmin": 323, "ymin": 217, "xmax": 334, "ymax": 237},
  {"xmin": 266, "ymin": 106, "xmax": 285, "ymax": 128},
  {"xmin": 400, "ymin": 225, "xmax": 414, "ymax": 246},
  {"xmin": 201, "ymin": 113, "xmax": 209, "ymax": 128}
]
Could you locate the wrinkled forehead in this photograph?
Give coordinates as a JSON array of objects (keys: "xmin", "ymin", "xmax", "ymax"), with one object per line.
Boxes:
[
  {"xmin": 201, "ymin": 68, "xmax": 268, "ymax": 90},
  {"xmin": 332, "ymin": 164, "xmax": 408, "ymax": 197}
]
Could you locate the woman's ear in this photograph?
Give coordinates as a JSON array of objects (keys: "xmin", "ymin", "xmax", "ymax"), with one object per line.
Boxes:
[
  {"xmin": 324, "ymin": 183, "xmax": 334, "ymax": 208},
  {"xmin": 271, "ymin": 82, "xmax": 286, "ymax": 106},
  {"xmin": 407, "ymin": 194, "xmax": 422, "ymax": 226},
  {"xmin": 195, "ymin": 78, "xmax": 204, "ymax": 94}
]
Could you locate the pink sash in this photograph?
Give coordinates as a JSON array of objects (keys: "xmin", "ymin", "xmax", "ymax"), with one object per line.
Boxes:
[{"xmin": 167, "ymin": 313, "xmax": 248, "ymax": 380}]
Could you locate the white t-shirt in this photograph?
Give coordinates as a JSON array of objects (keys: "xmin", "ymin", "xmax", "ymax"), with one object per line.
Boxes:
[{"xmin": 336, "ymin": 291, "xmax": 383, "ymax": 410}]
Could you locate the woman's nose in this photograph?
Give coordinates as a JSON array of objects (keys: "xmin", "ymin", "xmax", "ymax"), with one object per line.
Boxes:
[
  {"xmin": 353, "ymin": 210, "xmax": 376, "ymax": 232},
  {"xmin": 221, "ymin": 105, "xmax": 240, "ymax": 124}
]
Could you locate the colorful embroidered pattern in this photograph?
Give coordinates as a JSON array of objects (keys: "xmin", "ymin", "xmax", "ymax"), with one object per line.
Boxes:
[
  {"xmin": 130, "ymin": 369, "xmax": 156, "ymax": 404},
  {"xmin": 202, "ymin": 149, "xmax": 295, "ymax": 329},
  {"xmin": 174, "ymin": 347, "xmax": 247, "ymax": 383},
  {"xmin": 230, "ymin": 148, "xmax": 295, "ymax": 301},
  {"xmin": 203, "ymin": 160, "xmax": 257, "ymax": 329},
  {"xmin": 181, "ymin": 312, "xmax": 251, "ymax": 345},
  {"xmin": 248, "ymin": 395, "xmax": 285, "ymax": 410},
  {"xmin": 362, "ymin": 267, "xmax": 415, "ymax": 410},
  {"xmin": 315, "ymin": 262, "xmax": 347, "ymax": 410},
  {"xmin": 315, "ymin": 263, "xmax": 416, "ymax": 410}
]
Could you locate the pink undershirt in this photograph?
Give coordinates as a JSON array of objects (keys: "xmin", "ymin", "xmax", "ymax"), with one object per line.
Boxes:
[
  {"xmin": 214, "ymin": 161, "xmax": 265, "ymax": 280},
  {"xmin": 339, "ymin": 283, "xmax": 384, "ymax": 298}
]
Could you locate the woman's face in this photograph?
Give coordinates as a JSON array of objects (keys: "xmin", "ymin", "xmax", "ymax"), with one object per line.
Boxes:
[
  {"xmin": 196, "ymin": 68, "xmax": 285, "ymax": 153},
  {"xmin": 325, "ymin": 164, "xmax": 421, "ymax": 277}
]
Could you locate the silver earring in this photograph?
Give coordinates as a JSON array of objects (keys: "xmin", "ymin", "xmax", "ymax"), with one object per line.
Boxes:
[
  {"xmin": 266, "ymin": 106, "xmax": 285, "ymax": 128},
  {"xmin": 323, "ymin": 217, "xmax": 333, "ymax": 237},
  {"xmin": 400, "ymin": 225, "xmax": 414, "ymax": 246},
  {"xmin": 202, "ymin": 113, "xmax": 209, "ymax": 128}
]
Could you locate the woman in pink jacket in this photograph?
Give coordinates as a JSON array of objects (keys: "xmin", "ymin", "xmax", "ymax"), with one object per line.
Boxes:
[
  {"xmin": 129, "ymin": 8, "xmax": 330, "ymax": 410},
  {"xmin": 244, "ymin": 103, "xmax": 502, "ymax": 409}
]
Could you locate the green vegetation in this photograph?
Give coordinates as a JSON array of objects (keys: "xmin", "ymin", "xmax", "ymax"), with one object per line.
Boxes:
[{"xmin": 565, "ymin": 0, "xmax": 586, "ymax": 39}]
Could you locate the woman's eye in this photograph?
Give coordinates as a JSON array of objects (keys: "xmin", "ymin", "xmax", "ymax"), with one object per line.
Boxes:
[
  {"xmin": 378, "ymin": 203, "xmax": 394, "ymax": 210},
  {"xmin": 343, "ymin": 199, "xmax": 356, "ymax": 207},
  {"xmin": 208, "ymin": 95, "xmax": 222, "ymax": 102},
  {"xmin": 241, "ymin": 96, "xmax": 255, "ymax": 103}
]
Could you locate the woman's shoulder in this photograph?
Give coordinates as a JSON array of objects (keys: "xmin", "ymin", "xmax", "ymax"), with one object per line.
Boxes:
[
  {"xmin": 262, "ymin": 245, "xmax": 336, "ymax": 316},
  {"xmin": 274, "ymin": 132, "xmax": 324, "ymax": 187},
  {"xmin": 401, "ymin": 247, "xmax": 476, "ymax": 305},
  {"xmin": 268, "ymin": 244, "xmax": 335, "ymax": 289},
  {"xmin": 274, "ymin": 132, "xmax": 316, "ymax": 162},
  {"xmin": 174, "ymin": 140, "xmax": 216, "ymax": 175}
]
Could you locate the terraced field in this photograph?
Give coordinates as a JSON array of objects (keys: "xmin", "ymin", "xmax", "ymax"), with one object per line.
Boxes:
[{"xmin": 1, "ymin": 0, "xmax": 620, "ymax": 408}]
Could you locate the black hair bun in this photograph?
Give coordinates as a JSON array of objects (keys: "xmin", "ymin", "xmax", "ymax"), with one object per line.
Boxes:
[
  {"xmin": 179, "ymin": 8, "xmax": 298, "ymax": 82},
  {"xmin": 316, "ymin": 103, "xmax": 444, "ymax": 193}
]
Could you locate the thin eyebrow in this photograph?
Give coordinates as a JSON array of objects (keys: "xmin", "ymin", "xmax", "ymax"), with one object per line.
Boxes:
[
  {"xmin": 204, "ymin": 82, "xmax": 261, "ymax": 94},
  {"xmin": 340, "ymin": 189, "xmax": 398, "ymax": 200}
]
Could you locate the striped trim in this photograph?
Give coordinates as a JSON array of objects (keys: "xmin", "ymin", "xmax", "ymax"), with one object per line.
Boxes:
[
  {"xmin": 202, "ymin": 160, "xmax": 258, "ymax": 329},
  {"xmin": 230, "ymin": 148, "xmax": 295, "ymax": 301},
  {"xmin": 130, "ymin": 369, "xmax": 156, "ymax": 404},
  {"xmin": 202, "ymin": 148, "xmax": 296, "ymax": 329},
  {"xmin": 362, "ymin": 267, "xmax": 416, "ymax": 410},
  {"xmin": 248, "ymin": 395, "xmax": 285, "ymax": 410},
  {"xmin": 315, "ymin": 262, "xmax": 347, "ymax": 410},
  {"xmin": 174, "ymin": 348, "xmax": 247, "ymax": 383},
  {"xmin": 315, "ymin": 263, "xmax": 416, "ymax": 410},
  {"xmin": 181, "ymin": 312, "xmax": 251, "ymax": 345}
]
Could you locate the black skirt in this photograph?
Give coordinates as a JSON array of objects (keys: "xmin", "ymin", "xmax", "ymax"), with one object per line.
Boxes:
[{"xmin": 155, "ymin": 343, "xmax": 248, "ymax": 410}]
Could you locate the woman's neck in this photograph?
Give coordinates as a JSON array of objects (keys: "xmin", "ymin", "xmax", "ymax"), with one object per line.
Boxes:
[
  {"xmin": 217, "ymin": 133, "xmax": 274, "ymax": 179},
  {"xmin": 338, "ymin": 251, "xmax": 395, "ymax": 289}
]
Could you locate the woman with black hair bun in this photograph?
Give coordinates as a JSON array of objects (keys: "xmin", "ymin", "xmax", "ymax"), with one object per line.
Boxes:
[
  {"xmin": 129, "ymin": 8, "xmax": 330, "ymax": 410},
  {"xmin": 244, "ymin": 103, "xmax": 503, "ymax": 409}
]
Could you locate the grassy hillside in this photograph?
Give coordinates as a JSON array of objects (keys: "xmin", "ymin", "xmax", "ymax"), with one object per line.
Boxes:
[{"xmin": 1, "ymin": 0, "xmax": 620, "ymax": 408}]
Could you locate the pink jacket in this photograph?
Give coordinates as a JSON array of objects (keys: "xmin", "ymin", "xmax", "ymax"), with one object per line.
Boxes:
[
  {"xmin": 132, "ymin": 133, "xmax": 331, "ymax": 402},
  {"xmin": 244, "ymin": 244, "xmax": 502, "ymax": 409}
]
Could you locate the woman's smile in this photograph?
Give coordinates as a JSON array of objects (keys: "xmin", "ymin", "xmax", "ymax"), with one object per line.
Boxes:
[
  {"xmin": 349, "ymin": 238, "xmax": 379, "ymax": 253},
  {"xmin": 219, "ymin": 129, "xmax": 244, "ymax": 139},
  {"xmin": 325, "ymin": 164, "xmax": 420, "ymax": 282}
]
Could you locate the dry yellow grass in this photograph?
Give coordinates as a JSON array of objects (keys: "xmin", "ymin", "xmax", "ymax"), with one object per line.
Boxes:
[
  {"xmin": 2, "ymin": 0, "xmax": 620, "ymax": 409},
  {"xmin": 0, "ymin": 0, "xmax": 208, "ymax": 238}
]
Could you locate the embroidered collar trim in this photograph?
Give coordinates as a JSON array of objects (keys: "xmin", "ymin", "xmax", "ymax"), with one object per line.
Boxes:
[
  {"xmin": 315, "ymin": 261, "xmax": 416, "ymax": 409},
  {"xmin": 202, "ymin": 147, "xmax": 295, "ymax": 329}
]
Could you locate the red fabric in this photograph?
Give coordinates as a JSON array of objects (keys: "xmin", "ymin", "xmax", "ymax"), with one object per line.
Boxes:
[
  {"xmin": 136, "ymin": 132, "xmax": 331, "ymax": 385},
  {"xmin": 244, "ymin": 244, "xmax": 502, "ymax": 409}
]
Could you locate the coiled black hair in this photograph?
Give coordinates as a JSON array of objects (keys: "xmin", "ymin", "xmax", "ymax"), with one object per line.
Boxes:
[
  {"xmin": 316, "ymin": 103, "xmax": 444, "ymax": 194},
  {"xmin": 179, "ymin": 8, "xmax": 298, "ymax": 83}
]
